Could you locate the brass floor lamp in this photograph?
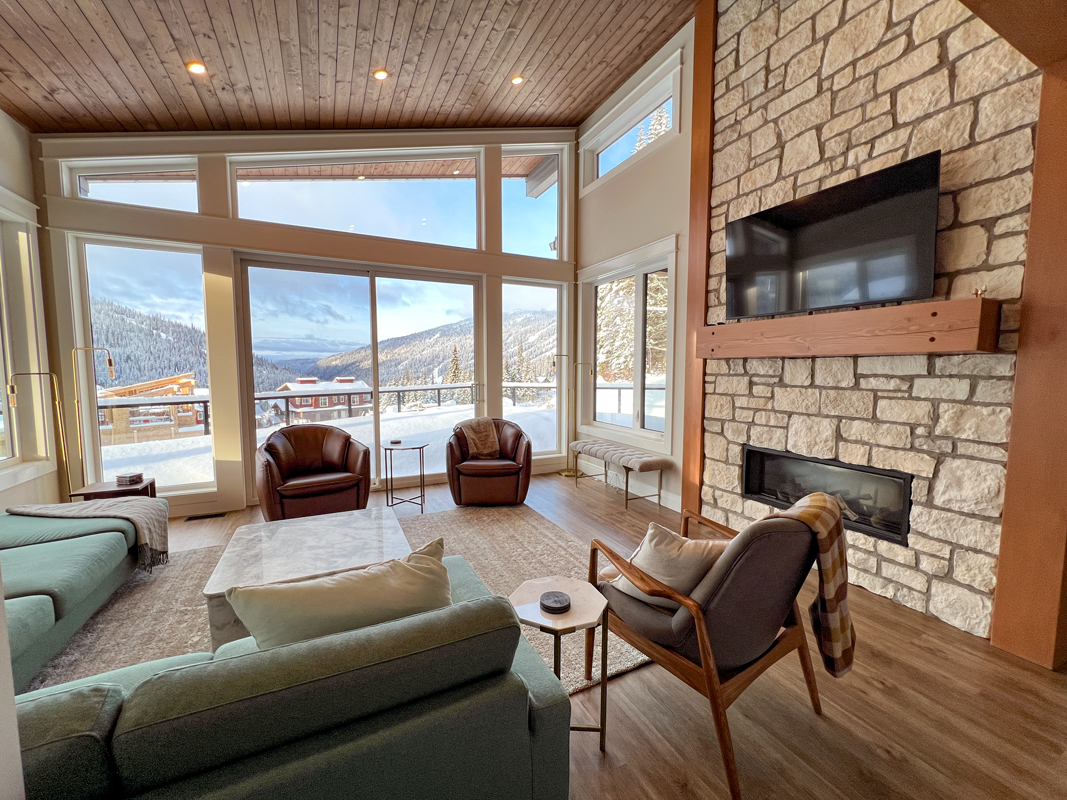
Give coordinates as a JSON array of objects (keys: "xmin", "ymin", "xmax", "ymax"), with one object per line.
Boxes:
[
  {"xmin": 553, "ymin": 353, "xmax": 593, "ymax": 478},
  {"xmin": 71, "ymin": 347, "xmax": 115, "ymax": 489},
  {"xmin": 7, "ymin": 371, "xmax": 72, "ymax": 498}
]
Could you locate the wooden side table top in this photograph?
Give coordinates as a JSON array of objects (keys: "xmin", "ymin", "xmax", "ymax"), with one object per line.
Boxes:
[{"xmin": 70, "ymin": 478, "xmax": 157, "ymax": 501}]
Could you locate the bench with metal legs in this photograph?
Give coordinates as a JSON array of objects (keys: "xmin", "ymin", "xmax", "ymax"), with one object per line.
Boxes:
[{"xmin": 573, "ymin": 455, "xmax": 664, "ymax": 509}]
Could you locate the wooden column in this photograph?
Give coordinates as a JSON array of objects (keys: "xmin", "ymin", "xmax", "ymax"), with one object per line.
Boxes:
[
  {"xmin": 681, "ymin": 0, "xmax": 717, "ymax": 515},
  {"xmin": 989, "ymin": 58, "xmax": 1067, "ymax": 668}
]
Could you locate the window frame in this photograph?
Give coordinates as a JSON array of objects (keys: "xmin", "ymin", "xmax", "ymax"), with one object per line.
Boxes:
[
  {"xmin": 63, "ymin": 156, "xmax": 200, "ymax": 212},
  {"xmin": 578, "ymin": 49, "xmax": 683, "ymax": 196},
  {"xmin": 71, "ymin": 234, "xmax": 213, "ymax": 493},
  {"xmin": 578, "ymin": 236, "xmax": 677, "ymax": 454},
  {"xmin": 500, "ymin": 145, "xmax": 566, "ymax": 261}
]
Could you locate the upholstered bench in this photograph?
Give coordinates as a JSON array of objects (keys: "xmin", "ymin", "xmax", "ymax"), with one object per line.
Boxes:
[{"xmin": 569, "ymin": 440, "xmax": 672, "ymax": 508}]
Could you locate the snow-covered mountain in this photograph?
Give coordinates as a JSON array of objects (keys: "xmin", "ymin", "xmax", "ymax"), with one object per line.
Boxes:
[{"xmin": 89, "ymin": 298, "xmax": 557, "ymax": 394}]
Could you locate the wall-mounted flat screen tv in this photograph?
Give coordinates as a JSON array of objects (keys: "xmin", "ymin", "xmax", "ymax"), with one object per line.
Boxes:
[{"xmin": 725, "ymin": 151, "xmax": 940, "ymax": 320}]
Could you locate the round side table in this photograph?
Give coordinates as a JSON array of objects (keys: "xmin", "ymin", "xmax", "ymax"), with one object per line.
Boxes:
[
  {"xmin": 509, "ymin": 575, "xmax": 609, "ymax": 751},
  {"xmin": 380, "ymin": 441, "xmax": 428, "ymax": 514}
]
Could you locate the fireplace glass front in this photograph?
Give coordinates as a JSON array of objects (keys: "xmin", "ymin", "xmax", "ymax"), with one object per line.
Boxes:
[{"xmin": 742, "ymin": 445, "xmax": 911, "ymax": 545}]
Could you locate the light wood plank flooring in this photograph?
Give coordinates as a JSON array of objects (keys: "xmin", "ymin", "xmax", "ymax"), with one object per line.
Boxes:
[{"xmin": 169, "ymin": 475, "xmax": 1067, "ymax": 800}]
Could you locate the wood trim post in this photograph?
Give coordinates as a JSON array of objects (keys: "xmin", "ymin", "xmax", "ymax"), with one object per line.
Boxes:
[
  {"xmin": 989, "ymin": 58, "xmax": 1067, "ymax": 669},
  {"xmin": 681, "ymin": 0, "xmax": 717, "ymax": 515}
]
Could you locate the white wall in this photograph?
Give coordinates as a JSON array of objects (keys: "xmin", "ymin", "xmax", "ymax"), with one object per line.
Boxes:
[
  {"xmin": 576, "ymin": 21, "xmax": 694, "ymax": 511},
  {"xmin": 0, "ymin": 107, "xmax": 29, "ymax": 799}
]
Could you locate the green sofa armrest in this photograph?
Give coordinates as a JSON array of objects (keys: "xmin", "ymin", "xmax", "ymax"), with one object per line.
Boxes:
[
  {"xmin": 512, "ymin": 636, "xmax": 571, "ymax": 800},
  {"xmin": 17, "ymin": 683, "xmax": 125, "ymax": 800}
]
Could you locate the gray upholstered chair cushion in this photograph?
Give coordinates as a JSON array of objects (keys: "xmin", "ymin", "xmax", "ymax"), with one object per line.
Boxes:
[
  {"xmin": 604, "ymin": 517, "xmax": 817, "ymax": 674},
  {"xmin": 17, "ymin": 683, "xmax": 125, "ymax": 800},
  {"xmin": 111, "ymin": 594, "xmax": 522, "ymax": 794}
]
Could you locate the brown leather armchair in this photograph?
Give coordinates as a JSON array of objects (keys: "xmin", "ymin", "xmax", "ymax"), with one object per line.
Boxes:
[
  {"xmin": 446, "ymin": 419, "xmax": 532, "ymax": 506},
  {"xmin": 256, "ymin": 424, "xmax": 371, "ymax": 522}
]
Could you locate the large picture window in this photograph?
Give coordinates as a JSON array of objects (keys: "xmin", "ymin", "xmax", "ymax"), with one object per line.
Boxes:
[
  {"xmin": 235, "ymin": 156, "xmax": 478, "ymax": 249},
  {"xmin": 82, "ymin": 242, "xmax": 213, "ymax": 489}
]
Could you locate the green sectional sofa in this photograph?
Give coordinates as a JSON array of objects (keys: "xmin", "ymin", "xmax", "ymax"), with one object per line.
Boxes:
[
  {"xmin": 1, "ymin": 512, "xmax": 144, "ymax": 691},
  {"xmin": 15, "ymin": 555, "xmax": 571, "ymax": 800}
]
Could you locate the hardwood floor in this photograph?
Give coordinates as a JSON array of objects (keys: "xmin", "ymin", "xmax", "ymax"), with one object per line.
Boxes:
[{"xmin": 168, "ymin": 475, "xmax": 1067, "ymax": 799}]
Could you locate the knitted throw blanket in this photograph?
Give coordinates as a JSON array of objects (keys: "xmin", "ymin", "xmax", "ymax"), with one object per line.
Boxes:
[
  {"xmin": 457, "ymin": 417, "xmax": 500, "ymax": 459},
  {"xmin": 767, "ymin": 492, "xmax": 856, "ymax": 677},
  {"xmin": 8, "ymin": 497, "xmax": 170, "ymax": 572}
]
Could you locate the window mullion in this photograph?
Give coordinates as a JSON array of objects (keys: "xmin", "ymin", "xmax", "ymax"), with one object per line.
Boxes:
[{"xmin": 633, "ymin": 268, "xmax": 647, "ymax": 432}]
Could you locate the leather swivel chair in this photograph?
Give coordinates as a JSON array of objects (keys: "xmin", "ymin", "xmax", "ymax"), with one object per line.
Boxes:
[
  {"xmin": 256, "ymin": 424, "xmax": 371, "ymax": 522},
  {"xmin": 446, "ymin": 419, "xmax": 532, "ymax": 506}
]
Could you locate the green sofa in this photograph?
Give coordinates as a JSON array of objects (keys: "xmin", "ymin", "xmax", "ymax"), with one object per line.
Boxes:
[
  {"xmin": 15, "ymin": 556, "xmax": 572, "ymax": 800},
  {"xmin": 1, "ymin": 512, "xmax": 149, "ymax": 691}
]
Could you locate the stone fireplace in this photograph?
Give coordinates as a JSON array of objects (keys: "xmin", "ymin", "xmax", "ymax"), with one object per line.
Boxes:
[
  {"xmin": 701, "ymin": 0, "xmax": 1040, "ymax": 638},
  {"xmin": 742, "ymin": 444, "xmax": 912, "ymax": 544}
]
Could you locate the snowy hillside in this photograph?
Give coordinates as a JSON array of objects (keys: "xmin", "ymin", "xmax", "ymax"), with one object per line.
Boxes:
[{"xmin": 89, "ymin": 298, "xmax": 301, "ymax": 393}]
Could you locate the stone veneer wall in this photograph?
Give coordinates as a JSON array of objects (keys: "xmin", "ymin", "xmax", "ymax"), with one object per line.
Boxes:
[{"xmin": 703, "ymin": 0, "xmax": 1042, "ymax": 636}]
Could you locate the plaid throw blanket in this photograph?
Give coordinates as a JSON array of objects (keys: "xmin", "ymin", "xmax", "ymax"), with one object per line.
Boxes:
[
  {"xmin": 767, "ymin": 492, "xmax": 856, "ymax": 677},
  {"xmin": 8, "ymin": 497, "xmax": 169, "ymax": 572},
  {"xmin": 457, "ymin": 417, "xmax": 500, "ymax": 459}
]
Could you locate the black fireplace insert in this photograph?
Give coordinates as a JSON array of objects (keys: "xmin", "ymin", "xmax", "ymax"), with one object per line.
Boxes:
[{"xmin": 741, "ymin": 445, "xmax": 912, "ymax": 545}]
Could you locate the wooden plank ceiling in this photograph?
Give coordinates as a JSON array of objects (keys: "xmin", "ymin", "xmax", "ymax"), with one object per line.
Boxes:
[{"xmin": 0, "ymin": 0, "xmax": 696, "ymax": 134}]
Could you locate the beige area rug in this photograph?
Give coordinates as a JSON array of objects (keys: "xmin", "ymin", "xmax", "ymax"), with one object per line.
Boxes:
[
  {"xmin": 400, "ymin": 505, "xmax": 649, "ymax": 694},
  {"xmin": 26, "ymin": 546, "xmax": 223, "ymax": 692},
  {"xmin": 27, "ymin": 506, "xmax": 648, "ymax": 695}
]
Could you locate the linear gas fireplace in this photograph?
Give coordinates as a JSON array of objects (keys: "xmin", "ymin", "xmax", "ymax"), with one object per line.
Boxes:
[{"xmin": 742, "ymin": 445, "xmax": 912, "ymax": 545}]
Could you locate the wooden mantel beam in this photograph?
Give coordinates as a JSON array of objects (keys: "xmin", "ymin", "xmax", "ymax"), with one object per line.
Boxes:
[
  {"xmin": 695, "ymin": 298, "xmax": 1000, "ymax": 360},
  {"xmin": 958, "ymin": 0, "xmax": 1067, "ymax": 69}
]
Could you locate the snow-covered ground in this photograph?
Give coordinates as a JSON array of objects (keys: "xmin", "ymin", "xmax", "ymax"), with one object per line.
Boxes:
[{"xmin": 100, "ymin": 403, "xmax": 558, "ymax": 488}]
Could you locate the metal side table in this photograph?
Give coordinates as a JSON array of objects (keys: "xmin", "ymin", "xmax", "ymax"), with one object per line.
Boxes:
[
  {"xmin": 380, "ymin": 441, "xmax": 427, "ymax": 513},
  {"xmin": 509, "ymin": 575, "xmax": 609, "ymax": 751}
]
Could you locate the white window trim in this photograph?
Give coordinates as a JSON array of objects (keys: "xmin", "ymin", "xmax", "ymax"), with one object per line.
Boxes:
[
  {"xmin": 0, "ymin": 187, "xmax": 56, "ymax": 482},
  {"xmin": 578, "ymin": 49, "xmax": 683, "ymax": 197},
  {"xmin": 577, "ymin": 236, "xmax": 677, "ymax": 455}
]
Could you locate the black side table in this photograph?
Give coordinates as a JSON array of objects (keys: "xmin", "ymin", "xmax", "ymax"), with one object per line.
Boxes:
[{"xmin": 380, "ymin": 442, "xmax": 427, "ymax": 513}]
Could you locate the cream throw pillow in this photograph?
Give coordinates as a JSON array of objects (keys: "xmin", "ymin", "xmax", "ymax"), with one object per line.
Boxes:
[
  {"xmin": 610, "ymin": 523, "xmax": 729, "ymax": 610},
  {"xmin": 225, "ymin": 538, "xmax": 451, "ymax": 649}
]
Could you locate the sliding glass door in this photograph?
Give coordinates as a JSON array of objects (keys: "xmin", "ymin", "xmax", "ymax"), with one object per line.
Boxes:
[
  {"xmin": 81, "ymin": 242, "xmax": 214, "ymax": 489},
  {"xmin": 246, "ymin": 265, "xmax": 376, "ymax": 471},
  {"xmin": 245, "ymin": 264, "xmax": 477, "ymax": 482},
  {"xmin": 374, "ymin": 277, "xmax": 475, "ymax": 478}
]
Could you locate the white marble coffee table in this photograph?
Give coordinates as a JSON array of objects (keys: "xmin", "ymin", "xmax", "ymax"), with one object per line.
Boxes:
[
  {"xmin": 508, "ymin": 575, "xmax": 609, "ymax": 750},
  {"xmin": 203, "ymin": 507, "xmax": 411, "ymax": 650}
]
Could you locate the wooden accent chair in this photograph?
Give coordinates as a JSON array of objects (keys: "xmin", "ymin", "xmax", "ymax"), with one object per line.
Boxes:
[{"xmin": 586, "ymin": 509, "xmax": 823, "ymax": 800}]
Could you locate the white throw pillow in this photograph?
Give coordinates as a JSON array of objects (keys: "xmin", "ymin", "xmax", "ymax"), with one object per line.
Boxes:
[
  {"xmin": 225, "ymin": 538, "xmax": 452, "ymax": 649},
  {"xmin": 611, "ymin": 523, "xmax": 730, "ymax": 610}
]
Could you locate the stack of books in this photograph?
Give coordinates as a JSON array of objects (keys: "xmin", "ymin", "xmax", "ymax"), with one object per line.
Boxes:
[{"xmin": 115, "ymin": 472, "xmax": 144, "ymax": 486}]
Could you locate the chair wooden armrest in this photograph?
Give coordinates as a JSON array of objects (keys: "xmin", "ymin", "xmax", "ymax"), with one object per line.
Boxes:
[
  {"xmin": 681, "ymin": 509, "xmax": 739, "ymax": 540},
  {"xmin": 587, "ymin": 539, "xmax": 705, "ymax": 623}
]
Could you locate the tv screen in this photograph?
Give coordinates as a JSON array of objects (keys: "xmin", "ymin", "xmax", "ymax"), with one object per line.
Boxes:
[{"xmin": 725, "ymin": 151, "xmax": 940, "ymax": 320}]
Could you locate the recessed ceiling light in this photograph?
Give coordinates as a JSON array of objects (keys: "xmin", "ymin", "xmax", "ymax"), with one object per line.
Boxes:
[
  {"xmin": 453, "ymin": 169, "xmax": 460, "ymax": 175},
  {"xmin": 187, "ymin": 61, "xmax": 207, "ymax": 75},
  {"xmin": 357, "ymin": 175, "xmax": 366, "ymax": 180},
  {"xmin": 373, "ymin": 69, "xmax": 389, "ymax": 80},
  {"xmin": 511, "ymin": 75, "xmax": 524, "ymax": 85}
]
